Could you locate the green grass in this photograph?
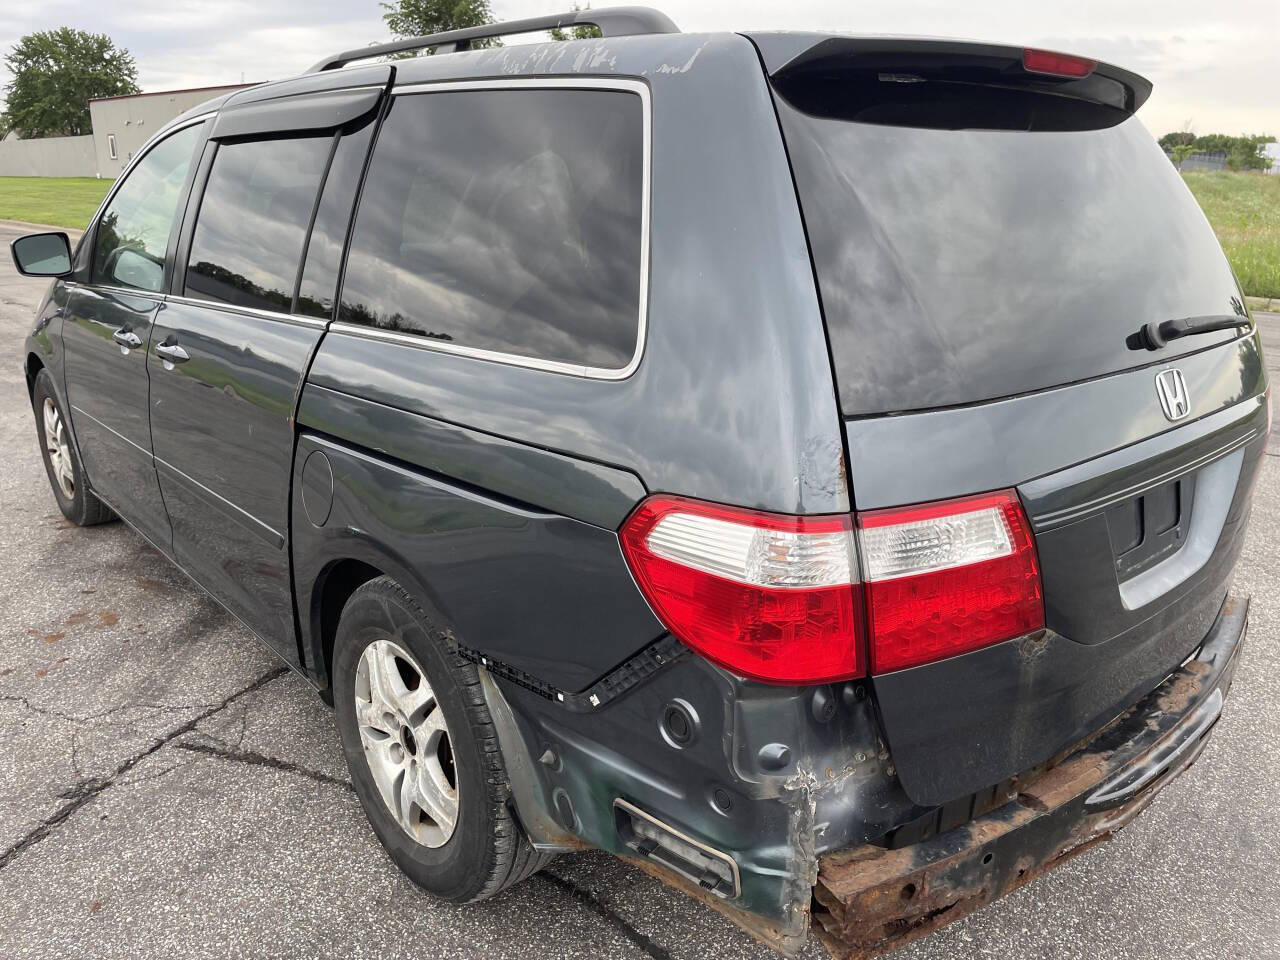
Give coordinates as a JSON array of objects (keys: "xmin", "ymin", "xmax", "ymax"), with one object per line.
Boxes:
[
  {"xmin": 0, "ymin": 176, "xmax": 112, "ymax": 230},
  {"xmin": 1183, "ymin": 171, "xmax": 1280, "ymax": 299}
]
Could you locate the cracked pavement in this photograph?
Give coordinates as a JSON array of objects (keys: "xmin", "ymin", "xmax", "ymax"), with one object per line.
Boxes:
[{"xmin": 2, "ymin": 221, "xmax": 1279, "ymax": 959}]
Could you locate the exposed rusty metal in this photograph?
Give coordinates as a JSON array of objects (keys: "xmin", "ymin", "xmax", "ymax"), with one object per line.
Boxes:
[{"xmin": 809, "ymin": 600, "xmax": 1244, "ymax": 960}]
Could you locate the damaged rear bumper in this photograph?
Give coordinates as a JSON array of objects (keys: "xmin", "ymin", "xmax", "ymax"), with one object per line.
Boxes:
[{"xmin": 812, "ymin": 594, "xmax": 1248, "ymax": 959}]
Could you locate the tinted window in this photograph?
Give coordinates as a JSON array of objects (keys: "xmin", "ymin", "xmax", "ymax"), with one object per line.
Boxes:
[
  {"xmin": 777, "ymin": 101, "xmax": 1244, "ymax": 415},
  {"xmin": 185, "ymin": 136, "xmax": 332, "ymax": 313},
  {"xmin": 296, "ymin": 122, "xmax": 375, "ymax": 320},
  {"xmin": 91, "ymin": 124, "xmax": 201, "ymax": 293},
  {"xmin": 340, "ymin": 88, "xmax": 644, "ymax": 370}
]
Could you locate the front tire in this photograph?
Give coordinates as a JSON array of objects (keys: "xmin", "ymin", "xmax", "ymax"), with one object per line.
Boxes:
[
  {"xmin": 332, "ymin": 576, "xmax": 550, "ymax": 902},
  {"xmin": 32, "ymin": 368, "xmax": 114, "ymax": 527}
]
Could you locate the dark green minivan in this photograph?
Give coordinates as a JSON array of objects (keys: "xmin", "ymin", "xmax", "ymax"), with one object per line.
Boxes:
[{"xmin": 12, "ymin": 8, "xmax": 1269, "ymax": 957}]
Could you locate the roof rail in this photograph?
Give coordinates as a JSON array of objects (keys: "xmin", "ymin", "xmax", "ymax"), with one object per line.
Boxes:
[{"xmin": 307, "ymin": 5, "xmax": 679, "ymax": 73}]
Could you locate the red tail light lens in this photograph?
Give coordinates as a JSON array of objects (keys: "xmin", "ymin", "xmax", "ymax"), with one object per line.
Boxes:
[
  {"xmin": 620, "ymin": 491, "xmax": 1044, "ymax": 683},
  {"xmin": 619, "ymin": 496, "xmax": 863, "ymax": 684},
  {"xmin": 859, "ymin": 490, "xmax": 1044, "ymax": 673},
  {"xmin": 1022, "ymin": 48, "xmax": 1097, "ymax": 78}
]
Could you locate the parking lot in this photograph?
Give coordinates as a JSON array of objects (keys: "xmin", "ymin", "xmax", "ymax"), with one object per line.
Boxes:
[{"xmin": 1, "ymin": 220, "xmax": 1277, "ymax": 960}]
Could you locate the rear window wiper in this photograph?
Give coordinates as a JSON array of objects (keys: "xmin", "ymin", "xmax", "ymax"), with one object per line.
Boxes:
[{"xmin": 1131, "ymin": 314, "xmax": 1250, "ymax": 351}]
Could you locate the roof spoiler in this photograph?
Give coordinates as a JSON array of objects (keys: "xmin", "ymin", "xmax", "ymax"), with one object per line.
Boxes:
[
  {"xmin": 308, "ymin": 5, "xmax": 679, "ymax": 73},
  {"xmin": 763, "ymin": 36, "xmax": 1153, "ymax": 116}
]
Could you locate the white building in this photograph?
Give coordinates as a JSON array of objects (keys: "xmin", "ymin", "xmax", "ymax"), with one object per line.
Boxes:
[{"xmin": 88, "ymin": 84, "xmax": 256, "ymax": 177}]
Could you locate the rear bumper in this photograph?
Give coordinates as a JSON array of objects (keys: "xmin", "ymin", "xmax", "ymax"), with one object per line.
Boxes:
[{"xmin": 812, "ymin": 593, "xmax": 1248, "ymax": 959}]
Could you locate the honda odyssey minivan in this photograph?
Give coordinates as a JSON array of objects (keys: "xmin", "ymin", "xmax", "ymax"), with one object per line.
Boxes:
[{"xmin": 12, "ymin": 7, "xmax": 1269, "ymax": 957}]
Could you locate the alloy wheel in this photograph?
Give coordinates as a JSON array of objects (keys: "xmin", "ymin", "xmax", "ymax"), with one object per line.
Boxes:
[
  {"xmin": 354, "ymin": 638, "xmax": 459, "ymax": 848},
  {"xmin": 42, "ymin": 398, "xmax": 75, "ymax": 500}
]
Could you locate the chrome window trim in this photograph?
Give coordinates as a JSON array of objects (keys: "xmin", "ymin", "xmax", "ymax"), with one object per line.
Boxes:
[
  {"xmin": 334, "ymin": 76, "xmax": 652, "ymax": 382},
  {"xmin": 64, "ymin": 282, "xmax": 327, "ymax": 329},
  {"xmin": 63, "ymin": 280, "xmax": 164, "ymax": 303},
  {"xmin": 165, "ymin": 293, "xmax": 328, "ymax": 329}
]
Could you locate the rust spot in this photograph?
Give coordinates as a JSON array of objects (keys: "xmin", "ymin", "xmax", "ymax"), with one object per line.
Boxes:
[
  {"xmin": 97, "ymin": 611, "xmax": 119, "ymax": 627},
  {"xmin": 89, "ymin": 900, "xmax": 103, "ymax": 914},
  {"xmin": 66, "ymin": 612, "xmax": 91, "ymax": 626},
  {"xmin": 43, "ymin": 633, "xmax": 63, "ymax": 645}
]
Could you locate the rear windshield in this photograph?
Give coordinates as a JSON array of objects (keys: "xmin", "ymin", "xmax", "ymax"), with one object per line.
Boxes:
[{"xmin": 775, "ymin": 99, "xmax": 1246, "ymax": 415}]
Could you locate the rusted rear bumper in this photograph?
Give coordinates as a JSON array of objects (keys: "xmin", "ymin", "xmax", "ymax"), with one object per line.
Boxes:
[{"xmin": 812, "ymin": 595, "xmax": 1248, "ymax": 959}]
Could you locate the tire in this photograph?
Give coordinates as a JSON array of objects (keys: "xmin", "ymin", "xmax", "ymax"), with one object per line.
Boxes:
[
  {"xmin": 32, "ymin": 368, "xmax": 114, "ymax": 527},
  {"xmin": 333, "ymin": 576, "xmax": 551, "ymax": 902}
]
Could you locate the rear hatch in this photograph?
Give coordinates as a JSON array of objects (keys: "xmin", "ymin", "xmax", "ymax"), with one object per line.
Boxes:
[{"xmin": 759, "ymin": 36, "xmax": 1271, "ymax": 807}]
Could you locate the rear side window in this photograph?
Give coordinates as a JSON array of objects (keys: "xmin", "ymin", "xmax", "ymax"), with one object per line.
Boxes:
[
  {"xmin": 185, "ymin": 136, "xmax": 332, "ymax": 313},
  {"xmin": 339, "ymin": 87, "xmax": 645, "ymax": 371}
]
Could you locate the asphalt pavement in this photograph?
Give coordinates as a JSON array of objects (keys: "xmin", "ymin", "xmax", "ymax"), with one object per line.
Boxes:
[{"xmin": 1, "ymin": 220, "xmax": 1278, "ymax": 960}]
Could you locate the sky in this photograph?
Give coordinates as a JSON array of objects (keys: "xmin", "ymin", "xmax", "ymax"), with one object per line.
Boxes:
[{"xmin": 1, "ymin": 0, "xmax": 1276, "ymax": 139}]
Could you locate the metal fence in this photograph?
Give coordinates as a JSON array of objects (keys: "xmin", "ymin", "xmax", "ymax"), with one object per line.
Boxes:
[{"xmin": 1177, "ymin": 151, "xmax": 1229, "ymax": 172}]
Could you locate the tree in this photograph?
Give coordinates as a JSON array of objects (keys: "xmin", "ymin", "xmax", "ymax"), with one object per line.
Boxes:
[
  {"xmin": 2, "ymin": 28, "xmax": 139, "ymax": 138},
  {"xmin": 1158, "ymin": 131, "xmax": 1195, "ymax": 151},
  {"xmin": 549, "ymin": 2, "xmax": 603, "ymax": 40},
  {"xmin": 381, "ymin": 0, "xmax": 498, "ymax": 49},
  {"xmin": 1159, "ymin": 131, "xmax": 1276, "ymax": 171}
]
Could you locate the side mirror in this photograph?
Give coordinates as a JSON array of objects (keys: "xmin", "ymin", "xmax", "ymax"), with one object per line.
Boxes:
[{"xmin": 10, "ymin": 232, "xmax": 73, "ymax": 278}]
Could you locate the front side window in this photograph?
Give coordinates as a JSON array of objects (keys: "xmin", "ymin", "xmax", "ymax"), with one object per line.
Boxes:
[
  {"xmin": 91, "ymin": 123, "xmax": 201, "ymax": 293},
  {"xmin": 339, "ymin": 87, "xmax": 645, "ymax": 371},
  {"xmin": 185, "ymin": 136, "xmax": 332, "ymax": 314}
]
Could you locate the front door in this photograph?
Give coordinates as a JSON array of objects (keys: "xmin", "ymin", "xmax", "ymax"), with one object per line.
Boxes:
[{"xmin": 61, "ymin": 121, "xmax": 204, "ymax": 548}]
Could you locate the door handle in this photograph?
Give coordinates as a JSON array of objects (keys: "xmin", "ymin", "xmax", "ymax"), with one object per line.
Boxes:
[
  {"xmin": 112, "ymin": 328, "xmax": 143, "ymax": 350},
  {"xmin": 155, "ymin": 341, "xmax": 190, "ymax": 365}
]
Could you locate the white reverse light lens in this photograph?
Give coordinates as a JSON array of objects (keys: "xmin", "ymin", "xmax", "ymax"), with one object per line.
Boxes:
[
  {"xmin": 860, "ymin": 506, "xmax": 1013, "ymax": 582},
  {"xmin": 645, "ymin": 512, "xmax": 855, "ymax": 588}
]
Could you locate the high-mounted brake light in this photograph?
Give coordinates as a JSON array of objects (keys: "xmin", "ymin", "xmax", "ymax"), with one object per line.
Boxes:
[
  {"xmin": 859, "ymin": 490, "xmax": 1043, "ymax": 673},
  {"xmin": 619, "ymin": 497, "xmax": 862, "ymax": 684},
  {"xmin": 620, "ymin": 490, "xmax": 1044, "ymax": 685},
  {"xmin": 1022, "ymin": 48, "xmax": 1097, "ymax": 79}
]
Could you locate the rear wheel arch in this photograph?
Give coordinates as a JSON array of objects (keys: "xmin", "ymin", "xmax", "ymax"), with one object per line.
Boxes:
[
  {"xmin": 313, "ymin": 557, "xmax": 384, "ymax": 693},
  {"xmin": 309, "ymin": 546, "xmax": 455, "ymax": 690}
]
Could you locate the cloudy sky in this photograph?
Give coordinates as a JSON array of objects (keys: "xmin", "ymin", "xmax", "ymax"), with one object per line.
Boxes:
[{"xmin": 1, "ymin": 0, "xmax": 1276, "ymax": 138}]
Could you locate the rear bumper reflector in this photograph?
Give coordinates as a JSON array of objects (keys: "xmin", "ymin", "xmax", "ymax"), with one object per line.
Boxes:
[{"xmin": 614, "ymin": 798, "xmax": 741, "ymax": 900}]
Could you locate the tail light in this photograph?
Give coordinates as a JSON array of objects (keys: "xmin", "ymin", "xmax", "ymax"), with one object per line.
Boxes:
[
  {"xmin": 618, "ymin": 497, "xmax": 862, "ymax": 684},
  {"xmin": 859, "ymin": 491, "xmax": 1043, "ymax": 673},
  {"xmin": 1022, "ymin": 48, "xmax": 1097, "ymax": 78},
  {"xmin": 620, "ymin": 490, "xmax": 1043, "ymax": 684}
]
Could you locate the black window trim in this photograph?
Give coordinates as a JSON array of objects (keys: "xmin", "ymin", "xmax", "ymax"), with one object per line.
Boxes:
[
  {"xmin": 329, "ymin": 76, "xmax": 653, "ymax": 382},
  {"xmin": 167, "ymin": 129, "xmax": 343, "ymax": 331}
]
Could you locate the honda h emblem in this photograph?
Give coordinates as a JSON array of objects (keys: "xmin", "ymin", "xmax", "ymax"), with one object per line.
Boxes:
[{"xmin": 1155, "ymin": 368, "xmax": 1190, "ymax": 422}]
